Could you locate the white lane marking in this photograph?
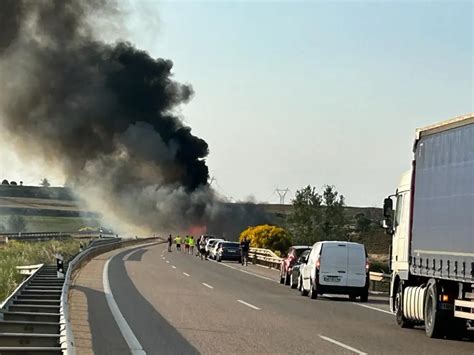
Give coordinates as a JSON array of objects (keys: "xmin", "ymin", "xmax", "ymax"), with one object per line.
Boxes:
[
  {"xmin": 318, "ymin": 334, "xmax": 367, "ymax": 355},
  {"xmin": 202, "ymin": 283, "xmax": 214, "ymax": 289},
  {"xmin": 166, "ymin": 261, "xmax": 170, "ymax": 264},
  {"xmin": 237, "ymin": 299, "xmax": 261, "ymax": 310},
  {"xmin": 171, "ymin": 266, "xmax": 177, "ymax": 269},
  {"xmin": 103, "ymin": 257, "xmax": 146, "ymax": 355},
  {"xmin": 353, "ymin": 302, "xmax": 393, "ymax": 315},
  {"xmin": 210, "ymin": 260, "xmax": 278, "ymax": 283},
  {"xmin": 183, "ymin": 272, "xmax": 190, "ymax": 277}
]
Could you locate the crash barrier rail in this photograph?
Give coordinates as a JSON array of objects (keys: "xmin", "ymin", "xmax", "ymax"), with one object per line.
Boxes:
[
  {"xmin": 0, "ymin": 264, "xmax": 45, "ymax": 310},
  {"xmin": 0, "ymin": 231, "xmax": 114, "ymax": 242},
  {"xmin": 248, "ymin": 247, "xmax": 391, "ymax": 291},
  {"xmin": 16, "ymin": 263, "xmax": 44, "ymax": 275},
  {"xmin": 60, "ymin": 236, "xmax": 163, "ymax": 354}
]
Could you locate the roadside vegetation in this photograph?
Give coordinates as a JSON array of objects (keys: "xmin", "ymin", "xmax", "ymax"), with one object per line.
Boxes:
[
  {"xmin": 239, "ymin": 184, "xmax": 390, "ymax": 269},
  {"xmin": 0, "ymin": 239, "xmax": 81, "ymax": 302}
]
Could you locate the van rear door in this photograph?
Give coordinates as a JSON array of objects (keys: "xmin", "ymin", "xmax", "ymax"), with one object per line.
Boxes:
[
  {"xmin": 319, "ymin": 244, "xmax": 348, "ymax": 287},
  {"xmin": 347, "ymin": 244, "xmax": 366, "ymax": 287}
]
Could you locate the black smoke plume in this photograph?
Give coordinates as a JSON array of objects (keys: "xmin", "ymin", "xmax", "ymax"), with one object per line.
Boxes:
[{"xmin": 0, "ymin": 0, "xmax": 270, "ymax": 235}]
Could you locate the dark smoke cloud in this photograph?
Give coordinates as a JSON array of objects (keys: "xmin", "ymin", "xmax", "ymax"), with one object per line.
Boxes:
[{"xmin": 0, "ymin": 0, "xmax": 269, "ymax": 236}]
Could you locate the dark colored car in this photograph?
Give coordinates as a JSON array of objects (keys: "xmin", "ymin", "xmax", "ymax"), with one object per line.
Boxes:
[
  {"xmin": 289, "ymin": 249, "xmax": 310, "ymax": 289},
  {"xmin": 280, "ymin": 246, "xmax": 311, "ymax": 285},
  {"xmin": 216, "ymin": 242, "xmax": 241, "ymax": 262}
]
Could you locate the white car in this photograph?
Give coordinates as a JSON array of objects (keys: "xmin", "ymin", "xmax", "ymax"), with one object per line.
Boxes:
[
  {"xmin": 299, "ymin": 241, "xmax": 369, "ymax": 301},
  {"xmin": 208, "ymin": 241, "xmax": 223, "ymax": 260},
  {"xmin": 205, "ymin": 238, "xmax": 224, "ymax": 254}
]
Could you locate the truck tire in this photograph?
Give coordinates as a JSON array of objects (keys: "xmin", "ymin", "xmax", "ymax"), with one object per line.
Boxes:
[
  {"xmin": 395, "ymin": 281, "xmax": 414, "ymax": 328},
  {"xmin": 424, "ymin": 280, "xmax": 444, "ymax": 338},
  {"xmin": 360, "ymin": 288, "xmax": 369, "ymax": 303}
]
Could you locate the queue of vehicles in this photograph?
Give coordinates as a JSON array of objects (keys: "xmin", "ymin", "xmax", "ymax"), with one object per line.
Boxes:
[
  {"xmin": 280, "ymin": 242, "xmax": 370, "ymax": 302},
  {"xmin": 202, "ymin": 237, "xmax": 242, "ymax": 263}
]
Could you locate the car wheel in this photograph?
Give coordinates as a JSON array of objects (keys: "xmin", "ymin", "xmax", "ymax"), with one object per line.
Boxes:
[
  {"xmin": 290, "ymin": 274, "xmax": 297, "ymax": 289},
  {"xmin": 300, "ymin": 277, "xmax": 308, "ymax": 296},
  {"xmin": 309, "ymin": 279, "xmax": 318, "ymax": 299},
  {"xmin": 349, "ymin": 294, "xmax": 357, "ymax": 301}
]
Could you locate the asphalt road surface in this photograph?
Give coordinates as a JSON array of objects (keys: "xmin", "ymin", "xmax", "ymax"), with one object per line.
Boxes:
[{"xmin": 88, "ymin": 243, "xmax": 474, "ymax": 354}]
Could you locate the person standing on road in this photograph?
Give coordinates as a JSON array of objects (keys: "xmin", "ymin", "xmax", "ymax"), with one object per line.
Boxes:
[
  {"xmin": 167, "ymin": 234, "xmax": 172, "ymax": 252},
  {"xmin": 184, "ymin": 235, "xmax": 189, "ymax": 254},
  {"xmin": 175, "ymin": 235, "xmax": 181, "ymax": 252},
  {"xmin": 199, "ymin": 237, "xmax": 207, "ymax": 260},
  {"xmin": 189, "ymin": 236, "xmax": 195, "ymax": 255},
  {"xmin": 240, "ymin": 237, "xmax": 250, "ymax": 266}
]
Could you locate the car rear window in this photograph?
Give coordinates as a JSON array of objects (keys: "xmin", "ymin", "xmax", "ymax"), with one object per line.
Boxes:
[{"xmin": 295, "ymin": 248, "xmax": 310, "ymax": 258}]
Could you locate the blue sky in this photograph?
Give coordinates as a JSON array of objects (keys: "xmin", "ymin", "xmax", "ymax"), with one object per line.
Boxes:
[{"xmin": 2, "ymin": 0, "xmax": 472, "ymax": 206}]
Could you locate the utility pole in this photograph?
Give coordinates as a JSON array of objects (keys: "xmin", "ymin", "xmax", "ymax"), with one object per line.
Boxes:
[{"xmin": 275, "ymin": 188, "xmax": 290, "ymax": 204}]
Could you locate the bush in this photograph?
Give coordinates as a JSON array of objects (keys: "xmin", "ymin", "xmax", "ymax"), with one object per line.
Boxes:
[{"xmin": 239, "ymin": 225, "xmax": 291, "ymax": 254}]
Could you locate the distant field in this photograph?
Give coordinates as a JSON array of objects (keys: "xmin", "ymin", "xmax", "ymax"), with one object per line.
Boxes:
[{"xmin": 0, "ymin": 215, "xmax": 100, "ymax": 233}]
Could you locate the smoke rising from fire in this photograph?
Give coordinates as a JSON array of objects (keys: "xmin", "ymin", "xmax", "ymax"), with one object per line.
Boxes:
[{"xmin": 0, "ymin": 0, "xmax": 269, "ymax": 235}]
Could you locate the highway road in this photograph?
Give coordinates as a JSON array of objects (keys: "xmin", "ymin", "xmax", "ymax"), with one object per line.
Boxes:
[{"xmin": 72, "ymin": 243, "xmax": 474, "ymax": 354}]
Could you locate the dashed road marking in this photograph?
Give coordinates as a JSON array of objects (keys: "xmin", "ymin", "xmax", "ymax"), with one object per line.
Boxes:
[
  {"xmin": 202, "ymin": 283, "xmax": 214, "ymax": 289},
  {"xmin": 171, "ymin": 266, "xmax": 177, "ymax": 269},
  {"xmin": 183, "ymin": 272, "xmax": 190, "ymax": 277},
  {"xmin": 166, "ymin": 261, "xmax": 170, "ymax": 264},
  {"xmin": 237, "ymin": 299, "xmax": 261, "ymax": 310},
  {"xmin": 318, "ymin": 334, "xmax": 367, "ymax": 355}
]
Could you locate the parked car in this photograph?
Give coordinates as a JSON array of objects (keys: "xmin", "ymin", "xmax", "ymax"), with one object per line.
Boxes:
[
  {"xmin": 290, "ymin": 249, "xmax": 311, "ymax": 289},
  {"xmin": 205, "ymin": 238, "xmax": 224, "ymax": 254},
  {"xmin": 208, "ymin": 241, "xmax": 223, "ymax": 259},
  {"xmin": 299, "ymin": 241, "xmax": 369, "ymax": 301},
  {"xmin": 216, "ymin": 242, "xmax": 241, "ymax": 262},
  {"xmin": 280, "ymin": 246, "xmax": 312, "ymax": 285}
]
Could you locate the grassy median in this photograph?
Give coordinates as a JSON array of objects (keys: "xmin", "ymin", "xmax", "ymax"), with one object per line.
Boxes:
[{"xmin": 0, "ymin": 239, "xmax": 81, "ymax": 302}]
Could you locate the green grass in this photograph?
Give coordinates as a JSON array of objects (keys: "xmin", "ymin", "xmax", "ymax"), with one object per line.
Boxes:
[
  {"xmin": 0, "ymin": 239, "xmax": 81, "ymax": 302},
  {"xmin": 0, "ymin": 215, "xmax": 100, "ymax": 233}
]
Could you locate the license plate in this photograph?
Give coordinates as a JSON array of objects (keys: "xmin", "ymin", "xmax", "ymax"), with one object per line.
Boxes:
[
  {"xmin": 226, "ymin": 249, "xmax": 236, "ymax": 253},
  {"xmin": 324, "ymin": 276, "xmax": 341, "ymax": 282}
]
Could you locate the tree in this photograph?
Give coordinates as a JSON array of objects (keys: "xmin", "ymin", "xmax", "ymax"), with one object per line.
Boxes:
[
  {"xmin": 321, "ymin": 185, "xmax": 347, "ymax": 240},
  {"xmin": 355, "ymin": 213, "xmax": 372, "ymax": 232},
  {"xmin": 1, "ymin": 179, "xmax": 9, "ymax": 185},
  {"xmin": 286, "ymin": 185, "xmax": 324, "ymax": 245},
  {"xmin": 7, "ymin": 215, "xmax": 27, "ymax": 233},
  {"xmin": 239, "ymin": 225, "xmax": 291, "ymax": 254},
  {"xmin": 40, "ymin": 178, "xmax": 50, "ymax": 187}
]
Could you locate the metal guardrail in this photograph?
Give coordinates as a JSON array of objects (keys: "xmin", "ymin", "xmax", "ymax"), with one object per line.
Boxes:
[
  {"xmin": 0, "ymin": 265, "xmax": 44, "ymax": 310},
  {"xmin": 16, "ymin": 263, "xmax": 44, "ymax": 275},
  {"xmin": 60, "ymin": 237, "xmax": 162, "ymax": 354}
]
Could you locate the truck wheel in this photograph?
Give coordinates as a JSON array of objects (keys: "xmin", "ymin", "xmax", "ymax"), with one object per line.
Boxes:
[
  {"xmin": 349, "ymin": 294, "xmax": 357, "ymax": 301},
  {"xmin": 395, "ymin": 282, "xmax": 414, "ymax": 328},
  {"xmin": 424, "ymin": 281, "xmax": 444, "ymax": 338},
  {"xmin": 360, "ymin": 289, "xmax": 369, "ymax": 303},
  {"xmin": 309, "ymin": 280, "xmax": 318, "ymax": 299}
]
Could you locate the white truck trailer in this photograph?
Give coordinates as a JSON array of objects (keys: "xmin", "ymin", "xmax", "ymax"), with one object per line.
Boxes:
[{"xmin": 382, "ymin": 113, "xmax": 473, "ymax": 338}]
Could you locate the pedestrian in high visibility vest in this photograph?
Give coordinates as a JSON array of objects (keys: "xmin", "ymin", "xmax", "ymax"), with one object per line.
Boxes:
[
  {"xmin": 184, "ymin": 235, "xmax": 190, "ymax": 254},
  {"xmin": 175, "ymin": 236, "xmax": 181, "ymax": 251},
  {"xmin": 189, "ymin": 236, "xmax": 195, "ymax": 255}
]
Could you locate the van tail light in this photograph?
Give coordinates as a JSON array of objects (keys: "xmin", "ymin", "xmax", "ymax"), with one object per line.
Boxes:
[
  {"xmin": 365, "ymin": 259, "xmax": 370, "ymax": 272},
  {"xmin": 316, "ymin": 259, "xmax": 321, "ymax": 270}
]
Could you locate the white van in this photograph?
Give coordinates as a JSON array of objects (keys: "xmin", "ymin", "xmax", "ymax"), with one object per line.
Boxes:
[{"xmin": 299, "ymin": 241, "xmax": 369, "ymax": 301}]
